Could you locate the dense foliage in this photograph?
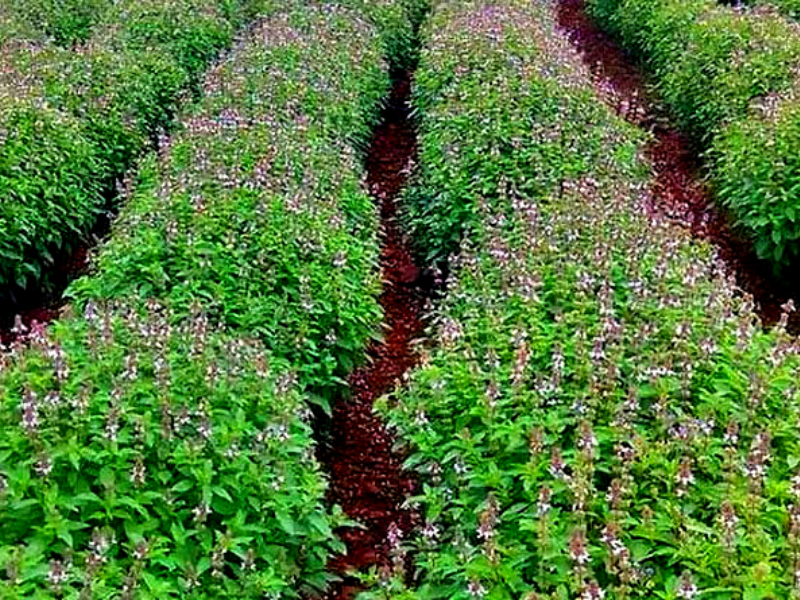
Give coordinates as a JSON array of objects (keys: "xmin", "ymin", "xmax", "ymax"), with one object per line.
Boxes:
[
  {"xmin": 0, "ymin": 0, "xmax": 113, "ymax": 45},
  {"xmin": 72, "ymin": 4, "xmax": 390, "ymax": 404},
  {"xmin": 0, "ymin": 0, "xmax": 272, "ymax": 292},
  {"xmin": 374, "ymin": 1, "xmax": 800, "ymax": 598},
  {"xmin": 587, "ymin": 0, "xmax": 800, "ymax": 270},
  {"xmin": 326, "ymin": 0, "xmax": 417, "ymax": 70},
  {"xmin": 0, "ymin": 10, "xmax": 38, "ymax": 46},
  {"xmin": 0, "ymin": 2, "xmax": 410, "ymax": 596},
  {"xmin": 0, "ymin": 301, "xmax": 341, "ymax": 599},
  {"xmin": 711, "ymin": 63, "xmax": 800, "ymax": 271}
]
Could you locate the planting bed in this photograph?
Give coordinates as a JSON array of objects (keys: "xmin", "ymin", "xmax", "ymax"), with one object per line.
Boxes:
[
  {"xmin": 0, "ymin": 0, "xmax": 262, "ymax": 292},
  {"xmin": 0, "ymin": 0, "xmax": 114, "ymax": 45},
  {"xmin": 745, "ymin": 0, "xmax": 800, "ymax": 20}
]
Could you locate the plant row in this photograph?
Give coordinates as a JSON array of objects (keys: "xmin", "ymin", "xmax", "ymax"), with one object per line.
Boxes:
[
  {"xmin": 70, "ymin": 0, "xmax": 396, "ymax": 405},
  {"xmin": 0, "ymin": 0, "xmax": 113, "ymax": 46},
  {"xmin": 0, "ymin": 0, "xmax": 421, "ymax": 294},
  {"xmin": 0, "ymin": 2, "xmax": 410, "ymax": 596},
  {"xmin": 586, "ymin": 0, "xmax": 800, "ymax": 271},
  {"xmin": 0, "ymin": 0, "xmax": 276, "ymax": 292},
  {"xmin": 372, "ymin": 0, "xmax": 800, "ymax": 598}
]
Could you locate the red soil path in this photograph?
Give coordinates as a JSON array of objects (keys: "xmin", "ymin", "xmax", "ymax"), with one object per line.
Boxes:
[
  {"xmin": 556, "ymin": 0, "xmax": 800, "ymax": 329},
  {"xmin": 318, "ymin": 75, "xmax": 425, "ymax": 599}
]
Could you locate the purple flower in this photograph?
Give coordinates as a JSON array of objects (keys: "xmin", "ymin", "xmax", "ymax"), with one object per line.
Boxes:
[
  {"xmin": 35, "ymin": 454, "xmax": 53, "ymax": 478},
  {"xmin": 537, "ymin": 486, "xmax": 552, "ymax": 516},
  {"xmin": 467, "ymin": 580, "xmax": 487, "ymax": 598},
  {"xmin": 198, "ymin": 416, "xmax": 212, "ymax": 440},
  {"xmin": 130, "ymin": 457, "xmax": 146, "ymax": 488},
  {"xmin": 193, "ymin": 502, "xmax": 210, "ymax": 525},
  {"xmin": 387, "ymin": 522, "xmax": 404, "ymax": 549},
  {"xmin": 47, "ymin": 559, "xmax": 68, "ymax": 588},
  {"xmin": 676, "ymin": 457, "xmax": 694, "ymax": 496},
  {"xmin": 581, "ymin": 581, "xmax": 606, "ymax": 600},
  {"xmin": 677, "ymin": 571, "xmax": 699, "ymax": 599},
  {"xmin": 549, "ymin": 447, "xmax": 570, "ymax": 481},
  {"xmin": 21, "ymin": 389, "xmax": 39, "ymax": 434},
  {"xmin": 421, "ymin": 521, "xmax": 439, "ymax": 541},
  {"xmin": 569, "ymin": 528, "xmax": 590, "ymax": 566}
]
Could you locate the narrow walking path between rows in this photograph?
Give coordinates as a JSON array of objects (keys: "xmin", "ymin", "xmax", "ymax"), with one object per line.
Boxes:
[
  {"xmin": 318, "ymin": 73, "xmax": 428, "ymax": 600},
  {"xmin": 556, "ymin": 0, "xmax": 800, "ymax": 329}
]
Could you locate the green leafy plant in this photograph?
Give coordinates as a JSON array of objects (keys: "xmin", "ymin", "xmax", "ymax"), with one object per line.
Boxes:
[
  {"xmin": 107, "ymin": 0, "xmax": 239, "ymax": 93},
  {"xmin": 71, "ymin": 4, "xmax": 394, "ymax": 403},
  {"xmin": 750, "ymin": 0, "xmax": 800, "ymax": 21},
  {"xmin": 712, "ymin": 96, "xmax": 800, "ymax": 267},
  {"xmin": 0, "ymin": 1, "xmax": 416, "ymax": 596},
  {"xmin": 588, "ymin": 0, "xmax": 800, "ymax": 141},
  {"xmin": 376, "ymin": 1, "xmax": 800, "ymax": 598},
  {"xmin": 0, "ymin": 100, "xmax": 107, "ymax": 289},
  {"xmin": 586, "ymin": 0, "xmax": 800, "ymax": 272}
]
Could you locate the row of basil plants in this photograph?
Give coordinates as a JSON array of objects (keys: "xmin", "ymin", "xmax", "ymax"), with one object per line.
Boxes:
[
  {"xmin": 0, "ymin": 2, "xmax": 414, "ymax": 597},
  {"xmin": 0, "ymin": 0, "xmax": 281, "ymax": 293},
  {"xmin": 0, "ymin": 0, "xmax": 112, "ymax": 46},
  {"xmin": 368, "ymin": 0, "xmax": 800, "ymax": 598},
  {"xmin": 587, "ymin": 0, "xmax": 800, "ymax": 273}
]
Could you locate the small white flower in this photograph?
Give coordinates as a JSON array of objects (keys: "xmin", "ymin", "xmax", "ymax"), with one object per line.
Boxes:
[
  {"xmin": 421, "ymin": 521, "xmax": 439, "ymax": 541},
  {"xmin": 677, "ymin": 572, "xmax": 699, "ymax": 599},
  {"xmin": 467, "ymin": 580, "xmax": 487, "ymax": 598},
  {"xmin": 581, "ymin": 581, "xmax": 606, "ymax": 600}
]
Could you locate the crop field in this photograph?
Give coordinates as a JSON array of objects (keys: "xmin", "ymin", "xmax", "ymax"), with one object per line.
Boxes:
[{"xmin": 3, "ymin": 0, "xmax": 800, "ymax": 598}]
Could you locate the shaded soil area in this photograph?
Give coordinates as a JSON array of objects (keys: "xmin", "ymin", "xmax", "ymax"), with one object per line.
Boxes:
[
  {"xmin": 317, "ymin": 74, "xmax": 428, "ymax": 599},
  {"xmin": 0, "ymin": 217, "xmax": 109, "ymax": 349},
  {"xmin": 556, "ymin": 0, "xmax": 800, "ymax": 329}
]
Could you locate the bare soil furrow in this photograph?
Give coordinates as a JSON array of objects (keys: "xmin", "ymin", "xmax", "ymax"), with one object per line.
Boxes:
[{"xmin": 319, "ymin": 73, "xmax": 429, "ymax": 600}]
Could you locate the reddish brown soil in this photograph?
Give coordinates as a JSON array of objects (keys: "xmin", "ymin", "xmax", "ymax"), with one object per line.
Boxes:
[
  {"xmin": 556, "ymin": 0, "xmax": 800, "ymax": 329},
  {"xmin": 317, "ymin": 74, "xmax": 425, "ymax": 599}
]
